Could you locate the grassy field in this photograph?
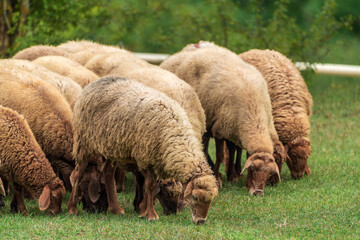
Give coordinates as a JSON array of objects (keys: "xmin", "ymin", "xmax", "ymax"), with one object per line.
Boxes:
[{"xmin": 1, "ymin": 73, "xmax": 359, "ymax": 239}]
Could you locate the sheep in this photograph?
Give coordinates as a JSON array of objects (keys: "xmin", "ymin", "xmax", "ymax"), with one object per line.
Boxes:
[
  {"xmin": 160, "ymin": 42, "xmax": 286, "ymax": 195},
  {"xmin": 0, "ymin": 106, "xmax": 65, "ymax": 215},
  {"xmin": 0, "ymin": 70, "xmax": 74, "ymax": 187},
  {"xmin": 0, "ymin": 70, "xmax": 107, "ymax": 212},
  {"xmin": 12, "ymin": 45, "xmax": 68, "ymax": 61},
  {"xmin": 0, "ymin": 59, "xmax": 82, "ymax": 109},
  {"xmin": 84, "ymin": 48, "xmax": 207, "ymax": 211},
  {"xmin": 240, "ymin": 49, "xmax": 313, "ymax": 179},
  {"xmin": 33, "ymin": 55, "xmax": 100, "ymax": 88},
  {"xmin": 68, "ymin": 76, "xmax": 218, "ymax": 224}
]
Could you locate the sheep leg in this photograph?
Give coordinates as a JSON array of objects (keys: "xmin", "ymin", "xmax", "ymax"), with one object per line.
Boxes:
[
  {"xmin": 223, "ymin": 142, "xmax": 230, "ymax": 171},
  {"xmin": 115, "ymin": 167, "xmax": 126, "ymax": 193},
  {"xmin": 51, "ymin": 158, "xmax": 74, "ymax": 191},
  {"xmin": 133, "ymin": 171, "xmax": 145, "ymax": 212},
  {"xmin": 225, "ymin": 140, "xmax": 238, "ymax": 182},
  {"xmin": 103, "ymin": 160, "xmax": 124, "ymax": 215},
  {"xmin": 67, "ymin": 160, "xmax": 88, "ymax": 215},
  {"xmin": 214, "ymin": 137, "xmax": 224, "ymax": 188},
  {"xmin": 235, "ymin": 146, "xmax": 243, "ymax": 177},
  {"xmin": 10, "ymin": 183, "xmax": 28, "ymax": 215},
  {"xmin": 202, "ymin": 132, "xmax": 215, "ymax": 169},
  {"xmin": 139, "ymin": 169, "xmax": 159, "ymax": 220}
]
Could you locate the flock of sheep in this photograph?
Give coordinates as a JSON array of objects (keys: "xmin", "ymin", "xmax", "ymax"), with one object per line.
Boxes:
[{"xmin": 0, "ymin": 40, "xmax": 312, "ymax": 225}]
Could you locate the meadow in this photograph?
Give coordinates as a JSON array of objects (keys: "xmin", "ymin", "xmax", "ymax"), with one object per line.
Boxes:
[{"xmin": 0, "ymin": 59, "xmax": 359, "ymax": 239}]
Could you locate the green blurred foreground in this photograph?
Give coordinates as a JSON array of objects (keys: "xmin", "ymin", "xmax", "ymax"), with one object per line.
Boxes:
[{"xmin": 0, "ymin": 73, "xmax": 359, "ymax": 239}]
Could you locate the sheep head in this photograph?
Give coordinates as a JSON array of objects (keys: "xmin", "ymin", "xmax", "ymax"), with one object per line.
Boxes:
[
  {"xmin": 184, "ymin": 175, "xmax": 218, "ymax": 225},
  {"xmin": 39, "ymin": 177, "xmax": 65, "ymax": 215},
  {"xmin": 285, "ymin": 137, "xmax": 312, "ymax": 179},
  {"xmin": 268, "ymin": 141, "xmax": 287, "ymax": 185},
  {"xmin": 242, "ymin": 152, "xmax": 280, "ymax": 196},
  {"xmin": 155, "ymin": 178, "xmax": 183, "ymax": 215},
  {"xmin": 78, "ymin": 164, "xmax": 108, "ymax": 213}
]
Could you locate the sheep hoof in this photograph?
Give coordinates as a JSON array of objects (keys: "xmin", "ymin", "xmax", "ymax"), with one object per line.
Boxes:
[
  {"xmin": 110, "ymin": 207, "xmax": 125, "ymax": 215},
  {"xmin": 227, "ymin": 174, "xmax": 239, "ymax": 183},
  {"xmin": 20, "ymin": 210, "xmax": 29, "ymax": 216},
  {"xmin": 216, "ymin": 175, "xmax": 222, "ymax": 188},
  {"xmin": 67, "ymin": 207, "xmax": 78, "ymax": 216},
  {"xmin": 140, "ymin": 210, "xmax": 159, "ymax": 221}
]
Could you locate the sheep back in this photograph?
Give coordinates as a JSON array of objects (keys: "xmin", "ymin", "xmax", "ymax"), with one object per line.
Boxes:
[
  {"xmin": 0, "ymin": 71, "xmax": 74, "ymax": 163},
  {"xmin": 73, "ymin": 76, "xmax": 212, "ymax": 183},
  {"xmin": 33, "ymin": 55, "xmax": 99, "ymax": 88},
  {"xmin": 0, "ymin": 59, "xmax": 82, "ymax": 109},
  {"xmin": 162, "ymin": 46, "xmax": 275, "ymax": 155},
  {"xmin": 12, "ymin": 45, "xmax": 68, "ymax": 61},
  {"xmin": 239, "ymin": 49, "xmax": 312, "ymax": 144}
]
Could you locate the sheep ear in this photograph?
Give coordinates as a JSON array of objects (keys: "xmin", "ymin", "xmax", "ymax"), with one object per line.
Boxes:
[
  {"xmin": 88, "ymin": 175, "xmax": 100, "ymax": 203},
  {"xmin": 240, "ymin": 159, "xmax": 254, "ymax": 175},
  {"xmin": 184, "ymin": 180, "xmax": 194, "ymax": 200},
  {"xmin": 0, "ymin": 178, "xmax": 6, "ymax": 196},
  {"xmin": 39, "ymin": 185, "xmax": 51, "ymax": 211}
]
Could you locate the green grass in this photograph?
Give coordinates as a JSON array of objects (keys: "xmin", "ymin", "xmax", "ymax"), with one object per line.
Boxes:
[{"xmin": 1, "ymin": 75, "xmax": 360, "ymax": 239}]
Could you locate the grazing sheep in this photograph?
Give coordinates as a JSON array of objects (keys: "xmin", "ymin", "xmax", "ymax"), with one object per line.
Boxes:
[
  {"xmin": 12, "ymin": 45, "xmax": 68, "ymax": 61},
  {"xmin": 240, "ymin": 49, "xmax": 312, "ymax": 179},
  {"xmin": 160, "ymin": 43, "xmax": 285, "ymax": 195},
  {"xmin": 0, "ymin": 106, "xmax": 65, "ymax": 215},
  {"xmin": 0, "ymin": 70, "xmax": 106, "ymax": 212},
  {"xmin": 0, "ymin": 71, "xmax": 74, "ymax": 189},
  {"xmin": 0, "ymin": 59, "xmax": 82, "ymax": 109},
  {"xmin": 33, "ymin": 55, "xmax": 99, "ymax": 88},
  {"xmin": 68, "ymin": 76, "xmax": 218, "ymax": 224}
]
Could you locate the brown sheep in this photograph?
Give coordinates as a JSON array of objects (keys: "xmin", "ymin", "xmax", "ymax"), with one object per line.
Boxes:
[
  {"xmin": 0, "ymin": 106, "xmax": 65, "ymax": 215},
  {"xmin": 0, "ymin": 59, "xmax": 82, "ymax": 109},
  {"xmin": 240, "ymin": 49, "xmax": 313, "ymax": 179},
  {"xmin": 0, "ymin": 70, "xmax": 74, "ymax": 188},
  {"xmin": 160, "ymin": 43, "xmax": 286, "ymax": 195},
  {"xmin": 68, "ymin": 76, "xmax": 218, "ymax": 224},
  {"xmin": 33, "ymin": 55, "xmax": 100, "ymax": 88},
  {"xmin": 0, "ymin": 70, "xmax": 107, "ymax": 212},
  {"xmin": 12, "ymin": 45, "xmax": 68, "ymax": 61}
]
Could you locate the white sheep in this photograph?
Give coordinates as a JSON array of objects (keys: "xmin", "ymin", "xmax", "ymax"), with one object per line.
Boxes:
[
  {"xmin": 68, "ymin": 76, "xmax": 218, "ymax": 224},
  {"xmin": 160, "ymin": 42, "xmax": 286, "ymax": 195}
]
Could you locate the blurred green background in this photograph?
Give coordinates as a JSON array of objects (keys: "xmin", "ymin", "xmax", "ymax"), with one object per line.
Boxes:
[{"xmin": 1, "ymin": 0, "xmax": 359, "ymax": 65}]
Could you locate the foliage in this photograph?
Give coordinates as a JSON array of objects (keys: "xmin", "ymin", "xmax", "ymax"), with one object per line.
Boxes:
[
  {"xmin": 104, "ymin": 0, "xmax": 353, "ymax": 64},
  {"xmin": 1, "ymin": 0, "xmax": 109, "ymax": 57}
]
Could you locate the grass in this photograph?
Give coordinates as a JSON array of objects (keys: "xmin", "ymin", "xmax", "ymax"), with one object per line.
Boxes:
[{"xmin": 1, "ymin": 68, "xmax": 360, "ymax": 239}]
